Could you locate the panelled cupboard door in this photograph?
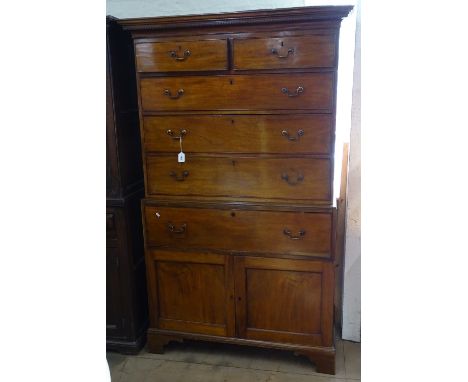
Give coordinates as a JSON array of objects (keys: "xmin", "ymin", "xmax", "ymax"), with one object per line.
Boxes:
[
  {"xmin": 106, "ymin": 246, "xmax": 124, "ymax": 337},
  {"xmin": 147, "ymin": 250, "xmax": 236, "ymax": 337},
  {"xmin": 234, "ymin": 257, "xmax": 334, "ymax": 347}
]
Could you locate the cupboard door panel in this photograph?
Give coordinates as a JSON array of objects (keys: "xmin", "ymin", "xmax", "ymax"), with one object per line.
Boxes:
[
  {"xmin": 106, "ymin": 246, "xmax": 124, "ymax": 337},
  {"xmin": 148, "ymin": 250, "xmax": 235, "ymax": 337},
  {"xmin": 246, "ymin": 269, "xmax": 322, "ymax": 334},
  {"xmin": 234, "ymin": 256, "xmax": 334, "ymax": 347}
]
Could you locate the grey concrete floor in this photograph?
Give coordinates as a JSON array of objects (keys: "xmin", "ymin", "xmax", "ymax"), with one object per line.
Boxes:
[{"xmin": 107, "ymin": 338, "xmax": 360, "ymax": 381}]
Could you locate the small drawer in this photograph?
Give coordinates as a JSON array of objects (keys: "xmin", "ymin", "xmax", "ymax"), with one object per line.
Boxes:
[
  {"xmin": 144, "ymin": 204, "xmax": 333, "ymax": 259},
  {"xmin": 135, "ymin": 39, "xmax": 228, "ymax": 72},
  {"xmin": 140, "ymin": 73, "xmax": 333, "ymax": 111},
  {"xmin": 145, "ymin": 154, "xmax": 331, "ymax": 203},
  {"xmin": 233, "ymin": 34, "xmax": 336, "ymax": 70},
  {"xmin": 143, "ymin": 114, "xmax": 333, "ymax": 155}
]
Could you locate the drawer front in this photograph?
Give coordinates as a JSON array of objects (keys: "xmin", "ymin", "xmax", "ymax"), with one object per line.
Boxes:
[
  {"xmin": 146, "ymin": 155, "xmax": 331, "ymax": 202},
  {"xmin": 143, "ymin": 114, "xmax": 333, "ymax": 154},
  {"xmin": 233, "ymin": 34, "xmax": 336, "ymax": 70},
  {"xmin": 144, "ymin": 205, "xmax": 332, "ymax": 258},
  {"xmin": 135, "ymin": 39, "xmax": 228, "ymax": 72},
  {"xmin": 140, "ymin": 73, "xmax": 333, "ymax": 111}
]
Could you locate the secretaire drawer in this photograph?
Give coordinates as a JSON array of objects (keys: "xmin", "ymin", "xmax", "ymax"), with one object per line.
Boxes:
[
  {"xmin": 143, "ymin": 114, "xmax": 333, "ymax": 155},
  {"xmin": 135, "ymin": 39, "xmax": 228, "ymax": 72},
  {"xmin": 145, "ymin": 155, "xmax": 331, "ymax": 203},
  {"xmin": 233, "ymin": 34, "xmax": 336, "ymax": 70},
  {"xmin": 143, "ymin": 204, "xmax": 333, "ymax": 258},
  {"xmin": 140, "ymin": 73, "xmax": 333, "ymax": 111}
]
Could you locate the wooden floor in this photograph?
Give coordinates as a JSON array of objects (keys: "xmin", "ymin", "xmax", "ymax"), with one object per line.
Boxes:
[{"xmin": 107, "ymin": 337, "xmax": 360, "ymax": 381}]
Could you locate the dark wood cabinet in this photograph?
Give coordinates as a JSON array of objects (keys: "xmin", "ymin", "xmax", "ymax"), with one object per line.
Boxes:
[
  {"xmin": 106, "ymin": 245, "xmax": 124, "ymax": 338},
  {"xmin": 120, "ymin": 5, "xmax": 352, "ymax": 374},
  {"xmin": 106, "ymin": 16, "xmax": 148, "ymax": 354}
]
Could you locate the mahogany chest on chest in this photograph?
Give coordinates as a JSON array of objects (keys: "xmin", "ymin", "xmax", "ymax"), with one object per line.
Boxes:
[{"xmin": 120, "ymin": 5, "xmax": 352, "ymax": 374}]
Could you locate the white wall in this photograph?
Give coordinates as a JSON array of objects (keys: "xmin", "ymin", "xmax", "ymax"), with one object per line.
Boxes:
[
  {"xmin": 341, "ymin": 0, "xmax": 360, "ymax": 342},
  {"xmin": 107, "ymin": 0, "xmax": 305, "ymax": 18},
  {"xmin": 331, "ymin": 3, "xmax": 356, "ymax": 202}
]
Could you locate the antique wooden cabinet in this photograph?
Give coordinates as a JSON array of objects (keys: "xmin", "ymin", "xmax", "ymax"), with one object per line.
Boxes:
[
  {"xmin": 106, "ymin": 16, "xmax": 148, "ymax": 354},
  {"xmin": 120, "ymin": 5, "xmax": 352, "ymax": 373}
]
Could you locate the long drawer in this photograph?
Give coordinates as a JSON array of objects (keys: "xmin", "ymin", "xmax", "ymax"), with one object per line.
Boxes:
[
  {"xmin": 144, "ymin": 204, "xmax": 333, "ymax": 258},
  {"xmin": 233, "ymin": 34, "xmax": 336, "ymax": 70},
  {"xmin": 139, "ymin": 73, "xmax": 334, "ymax": 111},
  {"xmin": 145, "ymin": 155, "xmax": 331, "ymax": 203},
  {"xmin": 143, "ymin": 114, "xmax": 333, "ymax": 154}
]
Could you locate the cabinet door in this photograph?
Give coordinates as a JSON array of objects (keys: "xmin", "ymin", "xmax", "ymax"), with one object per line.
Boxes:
[
  {"xmin": 147, "ymin": 250, "xmax": 235, "ymax": 337},
  {"xmin": 234, "ymin": 256, "xmax": 334, "ymax": 347},
  {"xmin": 107, "ymin": 246, "xmax": 124, "ymax": 337}
]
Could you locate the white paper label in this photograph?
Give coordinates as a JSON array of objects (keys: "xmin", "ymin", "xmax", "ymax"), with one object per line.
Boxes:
[{"xmin": 178, "ymin": 152, "xmax": 185, "ymax": 163}]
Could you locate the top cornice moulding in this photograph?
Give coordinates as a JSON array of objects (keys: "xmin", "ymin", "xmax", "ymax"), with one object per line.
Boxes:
[{"xmin": 117, "ymin": 5, "xmax": 354, "ymax": 31}]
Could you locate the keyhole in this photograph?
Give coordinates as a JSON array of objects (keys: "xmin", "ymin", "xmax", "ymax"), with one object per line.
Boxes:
[
  {"xmin": 231, "ymin": 211, "xmax": 236, "ymax": 217},
  {"xmin": 280, "ymin": 40, "xmax": 284, "ymax": 46},
  {"xmin": 230, "ymin": 79, "xmax": 233, "ymax": 85},
  {"xmin": 231, "ymin": 120, "xmax": 235, "ymax": 124}
]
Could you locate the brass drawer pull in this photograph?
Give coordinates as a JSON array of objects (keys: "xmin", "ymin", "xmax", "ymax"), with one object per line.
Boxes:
[
  {"xmin": 271, "ymin": 47, "xmax": 294, "ymax": 58},
  {"xmin": 282, "ymin": 129, "xmax": 304, "ymax": 141},
  {"xmin": 169, "ymin": 49, "xmax": 191, "ymax": 61},
  {"xmin": 170, "ymin": 170, "xmax": 189, "ymax": 181},
  {"xmin": 163, "ymin": 89, "xmax": 184, "ymax": 99},
  {"xmin": 281, "ymin": 86, "xmax": 304, "ymax": 97},
  {"xmin": 281, "ymin": 171, "xmax": 304, "ymax": 185},
  {"xmin": 166, "ymin": 129, "xmax": 187, "ymax": 140},
  {"xmin": 167, "ymin": 222, "xmax": 187, "ymax": 234},
  {"xmin": 283, "ymin": 228, "xmax": 306, "ymax": 240}
]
